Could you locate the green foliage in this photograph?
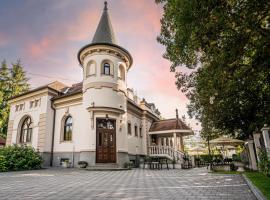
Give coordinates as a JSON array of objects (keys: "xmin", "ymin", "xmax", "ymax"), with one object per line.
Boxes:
[
  {"xmin": 0, "ymin": 145, "xmax": 42, "ymax": 172},
  {"xmin": 0, "ymin": 155, "xmax": 8, "ymax": 172},
  {"xmin": 77, "ymin": 161, "xmax": 88, "ymax": 168},
  {"xmin": 232, "ymin": 154, "xmax": 241, "ymax": 162},
  {"xmin": 123, "ymin": 162, "xmax": 133, "ymax": 169},
  {"xmin": 0, "ymin": 60, "xmax": 29, "ymax": 138},
  {"xmin": 156, "ymin": 0, "xmax": 270, "ymax": 139},
  {"xmin": 245, "ymin": 172, "xmax": 270, "ymax": 199},
  {"xmin": 197, "ymin": 154, "xmax": 212, "ymax": 163},
  {"xmin": 258, "ymin": 148, "xmax": 270, "ymax": 176}
]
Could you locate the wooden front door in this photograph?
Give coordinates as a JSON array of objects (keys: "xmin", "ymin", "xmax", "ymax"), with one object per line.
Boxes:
[{"xmin": 96, "ymin": 118, "xmax": 116, "ymax": 163}]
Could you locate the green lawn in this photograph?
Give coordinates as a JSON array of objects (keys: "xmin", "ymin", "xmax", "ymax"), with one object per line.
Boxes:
[{"xmin": 245, "ymin": 172, "xmax": 270, "ymax": 199}]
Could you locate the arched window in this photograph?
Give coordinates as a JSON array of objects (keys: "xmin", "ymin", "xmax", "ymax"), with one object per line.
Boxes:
[
  {"xmin": 20, "ymin": 116, "xmax": 32, "ymax": 143},
  {"xmin": 103, "ymin": 63, "xmax": 110, "ymax": 75},
  {"xmin": 86, "ymin": 61, "xmax": 96, "ymax": 77},
  {"xmin": 118, "ymin": 64, "xmax": 125, "ymax": 81},
  {"xmin": 63, "ymin": 116, "xmax": 72, "ymax": 141}
]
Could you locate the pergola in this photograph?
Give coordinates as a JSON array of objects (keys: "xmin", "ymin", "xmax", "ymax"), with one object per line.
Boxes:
[{"xmin": 148, "ymin": 118, "xmax": 193, "ymax": 152}]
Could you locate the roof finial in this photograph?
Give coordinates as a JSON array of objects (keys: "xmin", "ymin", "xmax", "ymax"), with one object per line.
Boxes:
[
  {"xmin": 176, "ymin": 109, "xmax": 179, "ymax": 119},
  {"xmin": 104, "ymin": 1, "xmax": 108, "ymax": 11}
]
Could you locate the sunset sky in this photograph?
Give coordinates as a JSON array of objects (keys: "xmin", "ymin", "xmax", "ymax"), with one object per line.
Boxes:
[{"xmin": 0, "ymin": 0, "xmax": 200, "ymax": 130}]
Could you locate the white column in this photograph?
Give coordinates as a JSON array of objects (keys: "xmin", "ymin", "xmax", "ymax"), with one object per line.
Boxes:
[
  {"xmin": 261, "ymin": 125, "xmax": 270, "ymax": 151},
  {"xmin": 173, "ymin": 132, "xmax": 177, "ymax": 151},
  {"xmin": 246, "ymin": 140, "xmax": 258, "ymax": 170},
  {"xmin": 253, "ymin": 132, "xmax": 261, "ymax": 161},
  {"xmin": 180, "ymin": 136, "xmax": 184, "ymax": 152}
]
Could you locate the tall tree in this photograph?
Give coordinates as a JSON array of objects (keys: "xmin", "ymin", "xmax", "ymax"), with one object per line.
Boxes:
[
  {"xmin": 0, "ymin": 60, "xmax": 29, "ymax": 138},
  {"xmin": 10, "ymin": 60, "xmax": 30, "ymax": 96},
  {"xmin": 156, "ymin": 0, "xmax": 270, "ymax": 139}
]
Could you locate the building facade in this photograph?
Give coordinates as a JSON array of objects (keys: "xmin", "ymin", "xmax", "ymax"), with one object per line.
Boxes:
[{"xmin": 6, "ymin": 2, "xmax": 192, "ymax": 167}]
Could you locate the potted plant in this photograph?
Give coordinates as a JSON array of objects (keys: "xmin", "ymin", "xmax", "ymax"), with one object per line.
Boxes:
[
  {"xmin": 123, "ymin": 162, "xmax": 132, "ymax": 169},
  {"xmin": 78, "ymin": 161, "xmax": 88, "ymax": 168},
  {"xmin": 232, "ymin": 154, "xmax": 245, "ymax": 172},
  {"xmin": 61, "ymin": 160, "xmax": 70, "ymax": 168}
]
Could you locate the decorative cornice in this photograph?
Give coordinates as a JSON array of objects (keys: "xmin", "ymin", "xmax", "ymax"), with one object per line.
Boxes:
[
  {"xmin": 78, "ymin": 44, "xmax": 132, "ymax": 70},
  {"xmin": 8, "ymin": 88, "xmax": 58, "ymax": 104},
  {"xmin": 87, "ymin": 106, "xmax": 125, "ymax": 114},
  {"xmin": 83, "ymin": 82, "xmax": 127, "ymax": 96},
  {"xmin": 53, "ymin": 93, "xmax": 82, "ymax": 108}
]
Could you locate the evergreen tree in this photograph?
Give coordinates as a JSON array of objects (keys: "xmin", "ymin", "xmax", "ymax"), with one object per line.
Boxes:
[
  {"xmin": 0, "ymin": 60, "xmax": 29, "ymax": 138},
  {"xmin": 10, "ymin": 60, "xmax": 30, "ymax": 96}
]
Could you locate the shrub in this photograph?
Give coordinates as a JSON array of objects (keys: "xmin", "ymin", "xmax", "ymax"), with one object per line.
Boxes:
[
  {"xmin": 0, "ymin": 145, "xmax": 42, "ymax": 172},
  {"xmin": 123, "ymin": 162, "xmax": 133, "ymax": 169},
  {"xmin": 0, "ymin": 155, "xmax": 7, "ymax": 172},
  {"xmin": 258, "ymin": 148, "xmax": 270, "ymax": 176}
]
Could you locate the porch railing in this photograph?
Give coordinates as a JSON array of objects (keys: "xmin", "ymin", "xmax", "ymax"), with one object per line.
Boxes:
[{"xmin": 148, "ymin": 146, "xmax": 184, "ymax": 163}]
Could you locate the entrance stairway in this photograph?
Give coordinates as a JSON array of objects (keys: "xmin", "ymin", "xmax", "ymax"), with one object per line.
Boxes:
[{"xmin": 148, "ymin": 146, "xmax": 185, "ymax": 164}]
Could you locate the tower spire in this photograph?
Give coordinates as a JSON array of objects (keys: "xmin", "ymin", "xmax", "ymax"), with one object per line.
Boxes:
[
  {"xmin": 92, "ymin": 1, "xmax": 116, "ymax": 44},
  {"xmin": 104, "ymin": 1, "xmax": 108, "ymax": 11}
]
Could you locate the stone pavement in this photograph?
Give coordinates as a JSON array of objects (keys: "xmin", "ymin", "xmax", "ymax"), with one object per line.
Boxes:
[{"xmin": 0, "ymin": 167, "xmax": 256, "ymax": 200}]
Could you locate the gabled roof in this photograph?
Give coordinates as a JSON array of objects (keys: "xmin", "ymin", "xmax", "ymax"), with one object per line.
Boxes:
[
  {"xmin": 9, "ymin": 81, "xmax": 67, "ymax": 100},
  {"xmin": 92, "ymin": 1, "xmax": 116, "ymax": 44},
  {"xmin": 149, "ymin": 118, "xmax": 191, "ymax": 132}
]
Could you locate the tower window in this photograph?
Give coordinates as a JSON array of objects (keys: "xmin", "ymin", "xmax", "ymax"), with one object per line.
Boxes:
[{"xmin": 103, "ymin": 63, "xmax": 110, "ymax": 75}]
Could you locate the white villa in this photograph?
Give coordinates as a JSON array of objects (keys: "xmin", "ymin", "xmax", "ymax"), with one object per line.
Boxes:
[{"xmin": 5, "ymin": 2, "xmax": 193, "ymax": 167}]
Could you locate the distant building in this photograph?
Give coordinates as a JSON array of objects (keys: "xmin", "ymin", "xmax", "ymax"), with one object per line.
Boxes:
[{"xmin": 6, "ymin": 2, "xmax": 193, "ymax": 167}]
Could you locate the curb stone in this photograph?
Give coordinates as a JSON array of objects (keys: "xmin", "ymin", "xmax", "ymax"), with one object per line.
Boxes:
[{"xmin": 242, "ymin": 174, "xmax": 267, "ymax": 200}]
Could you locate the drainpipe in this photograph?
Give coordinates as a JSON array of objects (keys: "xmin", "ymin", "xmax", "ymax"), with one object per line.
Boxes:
[{"xmin": 50, "ymin": 100, "xmax": 56, "ymax": 167}]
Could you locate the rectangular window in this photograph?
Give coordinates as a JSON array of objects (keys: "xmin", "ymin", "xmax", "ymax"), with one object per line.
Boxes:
[
  {"xmin": 35, "ymin": 99, "xmax": 39, "ymax": 107},
  {"xmin": 19, "ymin": 104, "xmax": 24, "ymax": 111},
  {"xmin": 134, "ymin": 125, "xmax": 138, "ymax": 137},
  {"xmin": 30, "ymin": 101, "xmax": 34, "ymax": 108},
  {"xmin": 128, "ymin": 123, "xmax": 131, "ymax": 135},
  {"xmin": 140, "ymin": 127, "xmax": 142, "ymax": 138},
  {"xmin": 103, "ymin": 63, "xmax": 110, "ymax": 75}
]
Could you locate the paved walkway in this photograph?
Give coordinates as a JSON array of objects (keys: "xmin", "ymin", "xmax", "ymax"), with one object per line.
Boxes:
[{"xmin": 0, "ymin": 167, "xmax": 256, "ymax": 200}]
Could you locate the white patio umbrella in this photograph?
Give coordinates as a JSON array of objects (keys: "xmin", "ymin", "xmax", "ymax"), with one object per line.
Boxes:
[
  {"xmin": 189, "ymin": 146, "xmax": 207, "ymax": 156},
  {"xmin": 210, "ymin": 137, "xmax": 244, "ymax": 146},
  {"xmin": 210, "ymin": 137, "xmax": 244, "ymax": 157}
]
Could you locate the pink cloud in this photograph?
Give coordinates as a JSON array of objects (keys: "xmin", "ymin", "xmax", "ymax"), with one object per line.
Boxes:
[{"xmin": 0, "ymin": 33, "xmax": 9, "ymax": 47}]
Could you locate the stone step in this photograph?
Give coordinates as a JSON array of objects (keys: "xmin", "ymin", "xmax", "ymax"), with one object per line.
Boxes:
[{"xmin": 85, "ymin": 163, "xmax": 129, "ymax": 171}]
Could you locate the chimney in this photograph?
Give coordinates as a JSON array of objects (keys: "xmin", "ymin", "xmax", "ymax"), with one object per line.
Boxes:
[{"xmin": 176, "ymin": 109, "xmax": 179, "ymax": 119}]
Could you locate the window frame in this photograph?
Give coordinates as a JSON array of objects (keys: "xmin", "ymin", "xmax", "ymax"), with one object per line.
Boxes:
[
  {"xmin": 63, "ymin": 116, "xmax": 73, "ymax": 141},
  {"xmin": 127, "ymin": 122, "xmax": 132, "ymax": 135},
  {"xmin": 19, "ymin": 116, "xmax": 32, "ymax": 144},
  {"xmin": 103, "ymin": 63, "xmax": 110, "ymax": 75},
  {"xmin": 134, "ymin": 125, "xmax": 138, "ymax": 137}
]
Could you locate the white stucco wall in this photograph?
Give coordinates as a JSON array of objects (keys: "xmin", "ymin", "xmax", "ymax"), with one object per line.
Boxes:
[
  {"xmin": 53, "ymin": 103, "xmax": 92, "ymax": 153},
  {"xmin": 127, "ymin": 113, "xmax": 145, "ymax": 155},
  {"xmin": 8, "ymin": 92, "xmax": 52, "ymax": 150}
]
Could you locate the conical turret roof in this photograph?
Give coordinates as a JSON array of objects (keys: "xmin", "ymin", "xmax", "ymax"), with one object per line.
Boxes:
[
  {"xmin": 92, "ymin": 1, "xmax": 116, "ymax": 44},
  {"xmin": 78, "ymin": 1, "xmax": 133, "ymax": 67}
]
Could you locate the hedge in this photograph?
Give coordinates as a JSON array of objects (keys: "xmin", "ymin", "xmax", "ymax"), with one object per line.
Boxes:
[{"xmin": 0, "ymin": 145, "xmax": 42, "ymax": 172}]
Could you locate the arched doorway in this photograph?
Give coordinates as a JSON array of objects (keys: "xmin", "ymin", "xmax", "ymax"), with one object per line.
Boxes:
[{"xmin": 96, "ymin": 118, "xmax": 116, "ymax": 163}]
